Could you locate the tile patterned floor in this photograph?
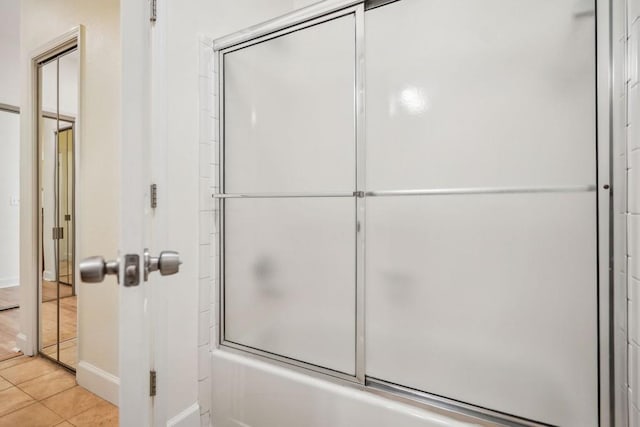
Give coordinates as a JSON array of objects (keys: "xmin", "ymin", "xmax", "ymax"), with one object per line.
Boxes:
[
  {"xmin": 0, "ymin": 309, "xmax": 21, "ymax": 361},
  {"xmin": 0, "ymin": 355, "xmax": 118, "ymax": 426},
  {"xmin": 0, "ymin": 286, "xmax": 19, "ymax": 311},
  {"xmin": 0, "ymin": 294, "xmax": 77, "ymax": 367}
]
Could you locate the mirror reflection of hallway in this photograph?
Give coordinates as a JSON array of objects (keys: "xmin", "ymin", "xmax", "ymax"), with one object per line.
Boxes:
[
  {"xmin": 0, "ymin": 105, "xmax": 21, "ymax": 361},
  {"xmin": 38, "ymin": 47, "xmax": 79, "ymax": 371}
]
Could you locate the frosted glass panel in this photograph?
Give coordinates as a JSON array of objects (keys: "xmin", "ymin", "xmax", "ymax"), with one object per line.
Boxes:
[
  {"xmin": 224, "ymin": 198, "xmax": 356, "ymax": 374},
  {"xmin": 224, "ymin": 15, "xmax": 355, "ymax": 194},
  {"xmin": 365, "ymin": 0, "xmax": 596, "ymax": 190},
  {"xmin": 365, "ymin": 193, "xmax": 598, "ymax": 426}
]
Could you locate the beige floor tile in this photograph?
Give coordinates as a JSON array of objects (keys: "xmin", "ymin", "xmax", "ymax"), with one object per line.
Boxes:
[
  {"xmin": 0, "ymin": 376, "xmax": 11, "ymax": 391},
  {"xmin": 0, "ymin": 350, "xmax": 22, "ymax": 363},
  {"xmin": 67, "ymin": 400, "xmax": 118, "ymax": 427},
  {"xmin": 0, "ymin": 358, "xmax": 59, "ymax": 385},
  {"xmin": 41, "ymin": 385, "xmax": 103, "ymax": 419},
  {"xmin": 17, "ymin": 369, "xmax": 77, "ymax": 400},
  {"xmin": 54, "ymin": 422, "xmax": 73, "ymax": 427},
  {"xmin": 0, "ymin": 402, "xmax": 62, "ymax": 427},
  {"xmin": 0, "ymin": 310, "xmax": 20, "ymax": 361},
  {"xmin": 58, "ymin": 339, "xmax": 76, "ymax": 350},
  {"xmin": 0, "ymin": 386, "xmax": 35, "ymax": 416},
  {"xmin": 0, "ymin": 286, "xmax": 19, "ymax": 310},
  {"xmin": 41, "ymin": 341, "xmax": 77, "ymax": 370},
  {"xmin": 0, "ymin": 355, "xmax": 31, "ymax": 371},
  {"xmin": 57, "ymin": 346, "xmax": 76, "ymax": 369}
]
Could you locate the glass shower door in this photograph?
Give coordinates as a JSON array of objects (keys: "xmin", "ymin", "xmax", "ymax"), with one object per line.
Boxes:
[
  {"xmin": 220, "ymin": 12, "xmax": 358, "ymax": 376},
  {"xmin": 364, "ymin": 0, "xmax": 598, "ymax": 426}
]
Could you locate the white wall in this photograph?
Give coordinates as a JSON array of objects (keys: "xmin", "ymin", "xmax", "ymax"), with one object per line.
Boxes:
[
  {"xmin": 20, "ymin": 0, "xmax": 120, "ymax": 400},
  {"xmin": 628, "ymin": 0, "xmax": 640, "ymax": 421},
  {"xmin": 0, "ymin": 0, "xmax": 20, "ymax": 106},
  {"xmin": 611, "ymin": 0, "xmax": 631, "ymax": 423},
  {"xmin": 0, "ymin": 0, "xmax": 21, "ymax": 291},
  {"xmin": 164, "ymin": 1, "xmax": 311, "ymax": 424},
  {"xmin": 0, "ymin": 110, "xmax": 20, "ymax": 288}
]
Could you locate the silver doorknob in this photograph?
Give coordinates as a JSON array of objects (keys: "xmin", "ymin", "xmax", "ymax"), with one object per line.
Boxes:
[
  {"xmin": 80, "ymin": 256, "xmax": 119, "ymax": 283},
  {"xmin": 144, "ymin": 249, "xmax": 182, "ymax": 280}
]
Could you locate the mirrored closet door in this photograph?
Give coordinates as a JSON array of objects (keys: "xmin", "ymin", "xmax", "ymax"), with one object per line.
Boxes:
[{"xmin": 38, "ymin": 47, "xmax": 79, "ymax": 370}]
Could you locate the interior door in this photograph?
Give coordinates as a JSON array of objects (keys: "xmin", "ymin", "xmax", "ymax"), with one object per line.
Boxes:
[
  {"xmin": 77, "ymin": 2, "xmax": 174, "ymax": 425},
  {"xmin": 117, "ymin": 1, "xmax": 165, "ymax": 424},
  {"xmin": 364, "ymin": 0, "xmax": 598, "ymax": 426}
]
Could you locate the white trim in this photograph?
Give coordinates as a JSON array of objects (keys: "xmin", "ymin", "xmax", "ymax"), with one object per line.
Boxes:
[
  {"xmin": 42, "ymin": 270, "xmax": 55, "ymax": 282},
  {"xmin": 197, "ymin": 35, "xmax": 214, "ymax": 404},
  {"xmin": 76, "ymin": 360, "xmax": 119, "ymax": 406},
  {"xmin": 30, "ymin": 26, "xmax": 82, "ymax": 63},
  {"xmin": 0, "ymin": 280, "xmax": 19, "ymax": 289},
  {"xmin": 212, "ymin": 0, "xmax": 361, "ymax": 50},
  {"xmin": 149, "ymin": 1, "xmax": 170, "ymax": 425},
  {"xmin": 596, "ymin": 0, "xmax": 614, "ymax": 423},
  {"xmin": 15, "ymin": 333, "xmax": 31, "ymax": 356},
  {"xmin": 166, "ymin": 402, "xmax": 201, "ymax": 427}
]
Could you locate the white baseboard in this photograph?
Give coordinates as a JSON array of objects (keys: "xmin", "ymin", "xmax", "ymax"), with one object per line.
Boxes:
[
  {"xmin": 15, "ymin": 333, "xmax": 32, "ymax": 356},
  {"xmin": 42, "ymin": 270, "xmax": 55, "ymax": 281},
  {"xmin": 0, "ymin": 278, "xmax": 19, "ymax": 288},
  {"xmin": 167, "ymin": 402, "xmax": 201, "ymax": 427},
  {"xmin": 76, "ymin": 360, "xmax": 119, "ymax": 406}
]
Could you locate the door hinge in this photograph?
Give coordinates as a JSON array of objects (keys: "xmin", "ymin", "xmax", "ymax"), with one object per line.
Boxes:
[
  {"xmin": 150, "ymin": 370, "xmax": 157, "ymax": 396},
  {"xmin": 52, "ymin": 227, "xmax": 64, "ymax": 240},
  {"xmin": 150, "ymin": 0, "xmax": 157, "ymax": 23},
  {"xmin": 150, "ymin": 184, "xmax": 157, "ymax": 209}
]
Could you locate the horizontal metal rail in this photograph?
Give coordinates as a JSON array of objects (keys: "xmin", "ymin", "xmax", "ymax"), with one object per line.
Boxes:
[
  {"xmin": 213, "ymin": 185, "xmax": 596, "ymax": 199},
  {"xmin": 365, "ymin": 184, "xmax": 597, "ymax": 197},
  {"xmin": 213, "ymin": 192, "xmax": 355, "ymax": 198},
  {"xmin": 366, "ymin": 378, "xmax": 547, "ymax": 427},
  {"xmin": 0, "ymin": 103, "xmax": 19, "ymax": 114}
]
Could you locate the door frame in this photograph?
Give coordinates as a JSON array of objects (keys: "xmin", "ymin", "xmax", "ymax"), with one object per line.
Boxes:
[
  {"xmin": 210, "ymin": 0, "xmax": 619, "ymax": 425},
  {"xmin": 19, "ymin": 27, "xmax": 83, "ymax": 364}
]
